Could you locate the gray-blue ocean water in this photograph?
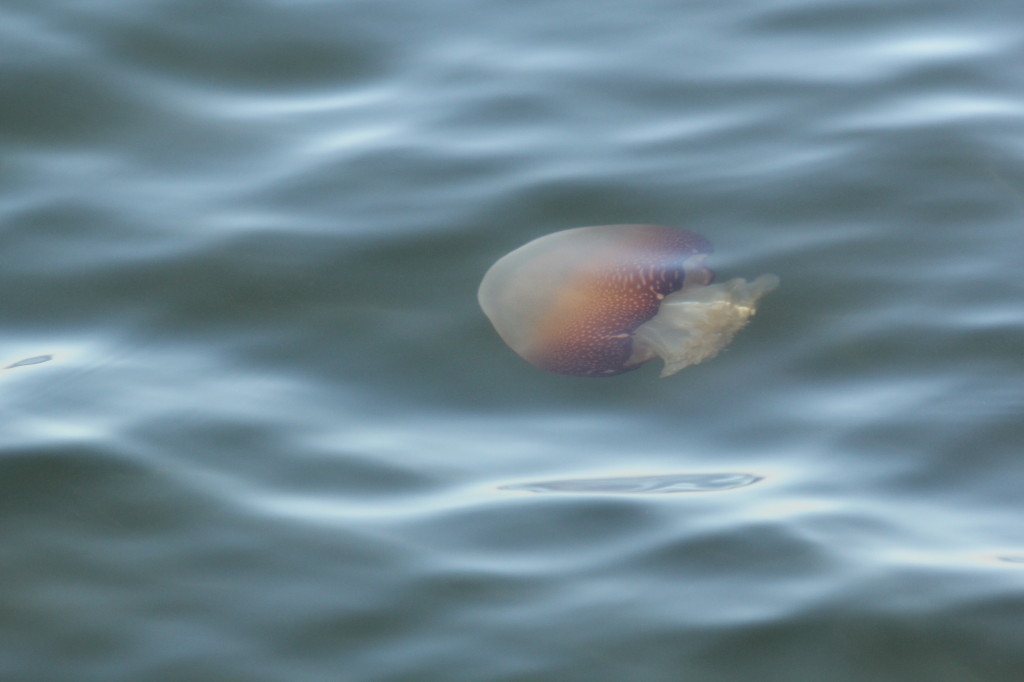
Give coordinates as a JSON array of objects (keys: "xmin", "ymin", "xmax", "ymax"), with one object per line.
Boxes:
[{"xmin": 2, "ymin": 0, "xmax": 1024, "ymax": 680}]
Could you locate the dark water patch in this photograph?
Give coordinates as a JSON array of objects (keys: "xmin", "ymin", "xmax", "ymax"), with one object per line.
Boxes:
[
  {"xmin": 80, "ymin": 0, "xmax": 394, "ymax": 90},
  {"xmin": 0, "ymin": 441, "xmax": 208, "ymax": 534},
  {"xmin": 0, "ymin": 66, "xmax": 144, "ymax": 146},
  {"xmin": 501, "ymin": 472, "xmax": 763, "ymax": 494}
]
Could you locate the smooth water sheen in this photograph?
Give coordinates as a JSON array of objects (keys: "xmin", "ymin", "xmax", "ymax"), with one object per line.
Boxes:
[{"xmin": 2, "ymin": 0, "xmax": 1024, "ymax": 680}]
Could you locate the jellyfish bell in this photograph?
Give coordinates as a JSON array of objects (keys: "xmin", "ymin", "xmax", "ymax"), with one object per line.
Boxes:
[{"xmin": 478, "ymin": 224, "xmax": 778, "ymax": 378}]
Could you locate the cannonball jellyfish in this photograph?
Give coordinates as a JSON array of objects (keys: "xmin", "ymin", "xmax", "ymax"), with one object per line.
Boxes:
[{"xmin": 477, "ymin": 224, "xmax": 778, "ymax": 378}]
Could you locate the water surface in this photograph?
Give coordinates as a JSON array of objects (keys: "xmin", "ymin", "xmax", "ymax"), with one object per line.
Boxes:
[{"xmin": 2, "ymin": 0, "xmax": 1024, "ymax": 680}]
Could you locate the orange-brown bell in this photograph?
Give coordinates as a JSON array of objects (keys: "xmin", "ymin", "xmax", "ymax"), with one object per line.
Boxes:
[{"xmin": 478, "ymin": 224, "xmax": 716, "ymax": 377}]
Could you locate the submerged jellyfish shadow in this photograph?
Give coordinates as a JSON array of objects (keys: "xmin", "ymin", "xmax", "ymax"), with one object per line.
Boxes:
[
  {"xmin": 4, "ymin": 354, "xmax": 53, "ymax": 370},
  {"xmin": 500, "ymin": 472, "xmax": 763, "ymax": 494}
]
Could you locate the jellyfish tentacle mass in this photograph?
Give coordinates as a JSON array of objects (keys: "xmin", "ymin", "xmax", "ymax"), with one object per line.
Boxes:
[{"xmin": 477, "ymin": 224, "xmax": 778, "ymax": 378}]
